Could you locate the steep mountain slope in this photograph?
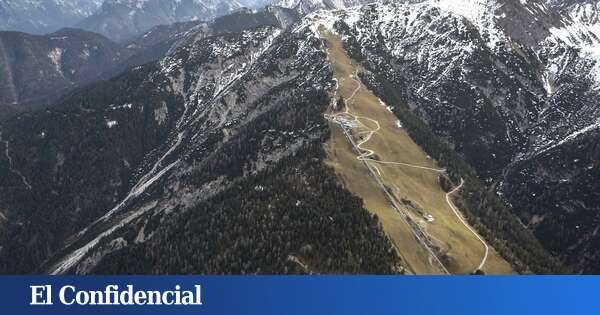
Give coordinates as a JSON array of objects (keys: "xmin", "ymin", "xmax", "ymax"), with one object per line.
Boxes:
[
  {"xmin": 0, "ymin": 6, "xmax": 300, "ymax": 119},
  {"xmin": 123, "ymin": 6, "xmax": 298, "ymax": 57},
  {"xmin": 77, "ymin": 0, "xmax": 244, "ymax": 42},
  {"xmin": 108, "ymin": 6, "xmax": 300, "ymax": 80},
  {"xmin": 0, "ymin": 20, "xmax": 401, "ymax": 275},
  {"xmin": 549, "ymin": 0, "xmax": 600, "ymax": 40},
  {"xmin": 506, "ymin": 0, "xmax": 600, "ymax": 272},
  {"xmin": 303, "ymin": 0, "xmax": 598, "ymax": 272},
  {"xmin": 0, "ymin": 0, "xmax": 562, "ymax": 276},
  {"xmin": 274, "ymin": 0, "xmax": 372, "ymax": 15},
  {"xmin": 321, "ymin": 29, "xmax": 514, "ymax": 275},
  {"xmin": 211, "ymin": 6, "xmax": 299, "ymax": 31},
  {"xmin": 1, "ymin": 0, "xmax": 598, "ymax": 274},
  {"xmin": 0, "ymin": 28, "xmax": 127, "ymax": 114},
  {"xmin": 0, "ymin": 0, "xmax": 103, "ymax": 34}
]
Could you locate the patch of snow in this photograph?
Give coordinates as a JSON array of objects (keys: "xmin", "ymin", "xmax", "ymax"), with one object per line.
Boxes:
[
  {"xmin": 48, "ymin": 47, "xmax": 64, "ymax": 76},
  {"xmin": 429, "ymin": 0, "xmax": 505, "ymax": 48},
  {"xmin": 106, "ymin": 120, "xmax": 118, "ymax": 128},
  {"xmin": 80, "ymin": 48, "xmax": 90, "ymax": 60},
  {"xmin": 582, "ymin": 45, "xmax": 600, "ymax": 90},
  {"xmin": 535, "ymin": 117, "xmax": 600, "ymax": 154},
  {"xmin": 154, "ymin": 102, "xmax": 169, "ymax": 125}
]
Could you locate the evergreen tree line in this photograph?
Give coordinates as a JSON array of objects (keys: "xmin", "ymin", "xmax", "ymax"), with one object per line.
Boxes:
[
  {"xmin": 95, "ymin": 144, "xmax": 402, "ymax": 274},
  {"xmin": 359, "ymin": 70, "xmax": 566, "ymax": 274}
]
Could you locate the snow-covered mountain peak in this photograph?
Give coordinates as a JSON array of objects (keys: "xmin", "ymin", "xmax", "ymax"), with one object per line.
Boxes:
[
  {"xmin": 298, "ymin": 0, "xmax": 506, "ymax": 48},
  {"xmin": 275, "ymin": 0, "xmax": 374, "ymax": 15},
  {"xmin": 430, "ymin": 0, "xmax": 497, "ymax": 22},
  {"xmin": 428, "ymin": 0, "xmax": 506, "ymax": 47},
  {"xmin": 531, "ymin": 0, "xmax": 600, "ymax": 46},
  {"xmin": 104, "ymin": 0, "xmax": 244, "ymax": 9},
  {"xmin": 542, "ymin": 1, "xmax": 600, "ymax": 89},
  {"xmin": 299, "ymin": 0, "xmax": 600, "ymax": 89}
]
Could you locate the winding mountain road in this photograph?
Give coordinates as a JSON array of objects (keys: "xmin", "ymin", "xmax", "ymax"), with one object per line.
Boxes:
[
  {"xmin": 326, "ymin": 74, "xmax": 447, "ymax": 173},
  {"xmin": 445, "ymin": 178, "xmax": 489, "ymax": 271},
  {"xmin": 326, "ymin": 72, "xmax": 489, "ymax": 273}
]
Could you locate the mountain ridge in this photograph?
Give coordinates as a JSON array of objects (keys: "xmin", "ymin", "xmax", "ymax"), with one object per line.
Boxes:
[
  {"xmin": 1, "ymin": 0, "xmax": 599, "ymax": 274},
  {"xmin": 0, "ymin": 0, "xmax": 103, "ymax": 34},
  {"xmin": 0, "ymin": 27, "xmax": 127, "ymax": 113},
  {"xmin": 77, "ymin": 0, "xmax": 245, "ymax": 42}
]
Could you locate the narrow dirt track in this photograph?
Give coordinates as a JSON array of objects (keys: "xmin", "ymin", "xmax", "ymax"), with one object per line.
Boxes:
[
  {"xmin": 446, "ymin": 179, "xmax": 489, "ymax": 271},
  {"xmin": 326, "ymin": 71, "xmax": 489, "ymax": 273}
]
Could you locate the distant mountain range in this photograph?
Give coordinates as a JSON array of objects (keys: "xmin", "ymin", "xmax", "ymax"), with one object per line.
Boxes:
[
  {"xmin": 0, "ymin": 28, "xmax": 126, "ymax": 112},
  {"xmin": 0, "ymin": 0, "xmax": 255, "ymax": 42},
  {"xmin": 0, "ymin": 0, "xmax": 103, "ymax": 34},
  {"xmin": 0, "ymin": 5, "xmax": 298, "ymax": 116},
  {"xmin": 274, "ymin": 0, "xmax": 372, "ymax": 14},
  {"xmin": 0, "ymin": 0, "xmax": 599, "ymax": 275},
  {"xmin": 77, "ymin": 0, "xmax": 245, "ymax": 42}
]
